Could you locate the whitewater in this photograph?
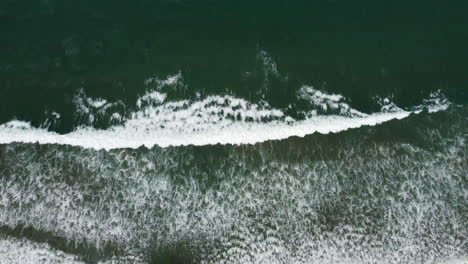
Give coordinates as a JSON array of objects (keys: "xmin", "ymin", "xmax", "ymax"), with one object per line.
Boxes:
[{"xmin": 0, "ymin": 74, "xmax": 450, "ymax": 150}]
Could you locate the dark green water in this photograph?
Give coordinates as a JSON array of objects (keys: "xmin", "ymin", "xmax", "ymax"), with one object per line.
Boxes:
[
  {"xmin": 0, "ymin": 1, "xmax": 467, "ymax": 263},
  {"xmin": 1, "ymin": 1, "xmax": 467, "ymax": 130}
]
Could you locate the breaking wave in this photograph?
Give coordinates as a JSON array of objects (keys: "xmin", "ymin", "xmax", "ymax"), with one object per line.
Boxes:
[{"xmin": 0, "ymin": 71, "xmax": 450, "ymax": 150}]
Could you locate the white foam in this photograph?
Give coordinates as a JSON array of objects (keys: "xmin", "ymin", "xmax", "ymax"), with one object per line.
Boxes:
[
  {"xmin": 0, "ymin": 39, "xmax": 457, "ymax": 150},
  {"xmin": 374, "ymin": 96, "xmax": 405, "ymax": 113},
  {"xmin": 136, "ymin": 91, "xmax": 167, "ymax": 108},
  {"xmin": 0, "ymin": 120, "xmax": 33, "ymax": 130},
  {"xmin": 144, "ymin": 71, "xmax": 183, "ymax": 87},
  {"xmin": 51, "ymin": 112, "xmax": 61, "ymax": 119},
  {"xmin": 0, "ymin": 115, "xmax": 465, "ymax": 263},
  {"xmin": 72, "ymin": 88, "xmax": 125, "ymax": 125},
  {"xmin": 0, "ymin": 236, "xmax": 84, "ymax": 264},
  {"xmin": 298, "ymin": 86, "xmax": 345, "ymax": 105},
  {"xmin": 441, "ymin": 258, "xmax": 468, "ymax": 264},
  {"xmin": 0, "ymin": 103, "xmax": 426, "ymax": 150},
  {"xmin": 298, "ymin": 86, "xmax": 366, "ymax": 116},
  {"xmin": 0, "ymin": 73, "xmax": 451, "ymax": 150}
]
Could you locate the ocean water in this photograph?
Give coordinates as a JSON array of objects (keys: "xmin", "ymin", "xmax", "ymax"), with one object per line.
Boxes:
[{"xmin": 0, "ymin": 1, "xmax": 467, "ymax": 263}]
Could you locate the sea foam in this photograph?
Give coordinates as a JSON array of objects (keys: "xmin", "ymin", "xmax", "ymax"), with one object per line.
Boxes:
[{"xmin": 0, "ymin": 75, "xmax": 450, "ymax": 150}]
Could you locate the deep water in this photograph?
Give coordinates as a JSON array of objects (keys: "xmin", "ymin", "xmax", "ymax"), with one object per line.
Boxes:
[{"xmin": 1, "ymin": 1, "xmax": 467, "ymax": 131}]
